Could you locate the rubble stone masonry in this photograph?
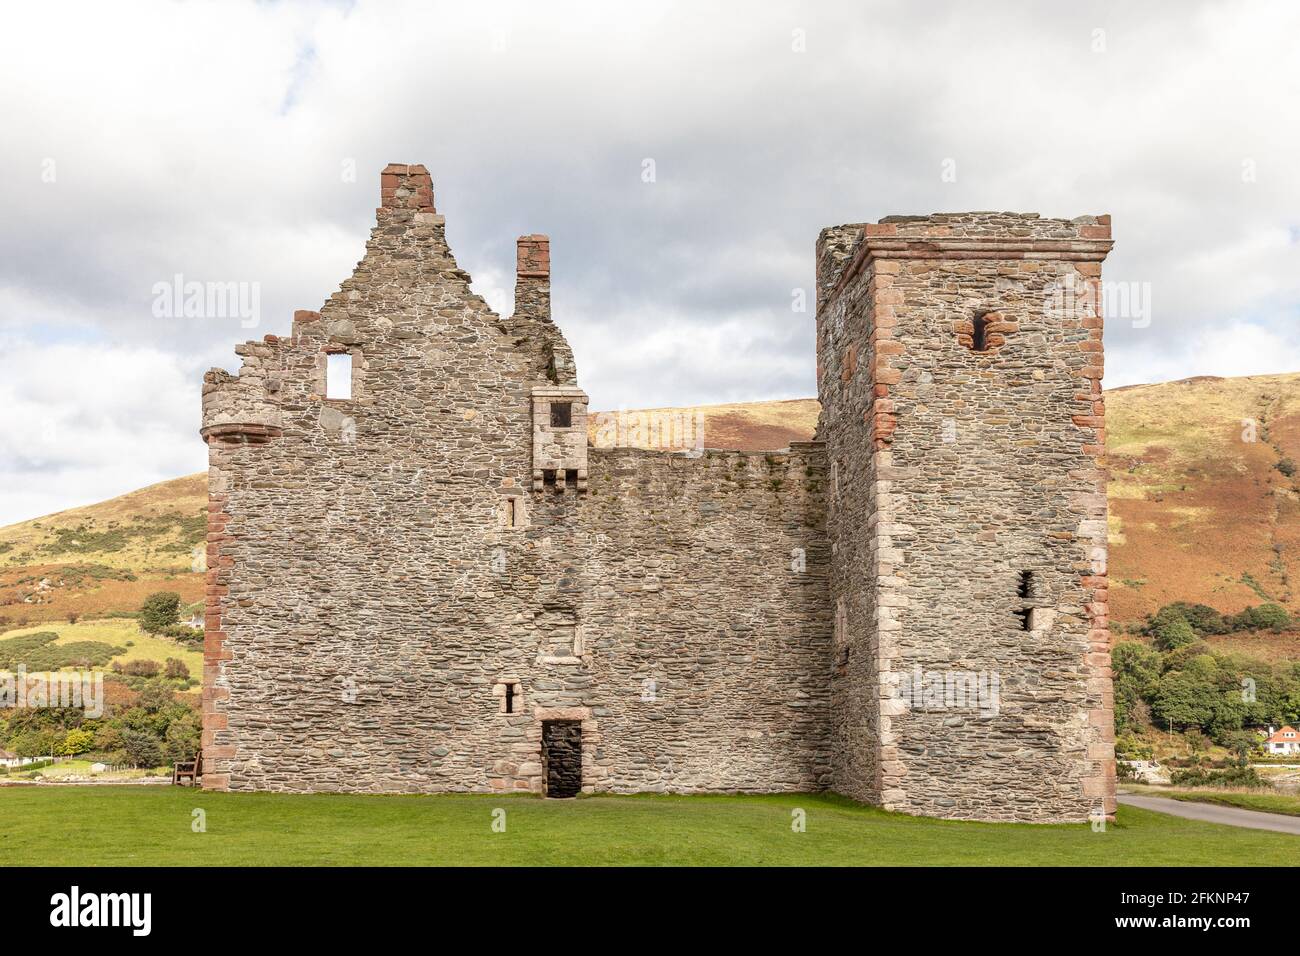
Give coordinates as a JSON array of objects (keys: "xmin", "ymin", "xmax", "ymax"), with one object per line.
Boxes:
[
  {"xmin": 816, "ymin": 212, "xmax": 1114, "ymax": 821},
  {"xmin": 201, "ymin": 167, "xmax": 1113, "ymax": 820}
]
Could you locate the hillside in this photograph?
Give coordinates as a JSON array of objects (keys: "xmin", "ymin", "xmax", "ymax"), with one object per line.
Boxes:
[
  {"xmin": 0, "ymin": 474, "xmax": 206, "ymax": 629},
  {"xmin": 2, "ymin": 373, "xmax": 1299, "ymax": 630}
]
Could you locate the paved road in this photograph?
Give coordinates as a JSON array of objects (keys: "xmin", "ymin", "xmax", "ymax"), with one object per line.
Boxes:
[{"xmin": 1118, "ymin": 793, "xmax": 1300, "ymax": 835}]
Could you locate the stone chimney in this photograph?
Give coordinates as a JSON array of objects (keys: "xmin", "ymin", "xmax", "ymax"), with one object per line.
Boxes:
[
  {"xmin": 378, "ymin": 163, "xmax": 435, "ymax": 217},
  {"xmin": 508, "ymin": 233, "xmax": 575, "ymax": 385},
  {"xmin": 515, "ymin": 234, "xmax": 550, "ymax": 322}
]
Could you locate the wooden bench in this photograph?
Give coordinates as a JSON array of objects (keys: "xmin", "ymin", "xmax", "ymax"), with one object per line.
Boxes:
[{"xmin": 173, "ymin": 751, "xmax": 202, "ymax": 786}]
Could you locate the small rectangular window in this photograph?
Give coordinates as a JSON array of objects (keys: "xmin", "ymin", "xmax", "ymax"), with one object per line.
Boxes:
[
  {"xmin": 326, "ymin": 353, "xmax": 352, "ymax": 400},
  {"xmin": 550, "ymin": 402, "xmax": 572, "ymax": 428},
  {"xmin": 543, "ymin": 469, "xmax": 557, "ymax": 487},
  {"xmin": 565, "ymin": 468, "xmax": 578, "ymax": 487},
  {"xmin": 506, "ymin": 498, "xmax": 516, "ymax": 527},
  {"xmin": 504, "ymin": 682, "xmax": 516, "ymax": 714}
]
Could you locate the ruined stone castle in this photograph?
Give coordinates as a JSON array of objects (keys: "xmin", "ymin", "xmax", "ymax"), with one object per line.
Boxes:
[{"xmin": 200, "ymin": 163, "xmax": 1115, "ymax": 822}]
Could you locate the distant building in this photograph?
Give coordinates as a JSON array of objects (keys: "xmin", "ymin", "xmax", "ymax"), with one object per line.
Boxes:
[
  {"xmin": 1265, "ymin": 725, "xmax": 1300, "ymax": 755},
  {"xmin": 0, "ymin": 749, "xmax": 37, "ymax": 768}
]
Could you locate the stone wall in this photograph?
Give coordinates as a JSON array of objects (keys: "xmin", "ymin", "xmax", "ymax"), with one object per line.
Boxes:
[
  {"xmin": 202, "ymin": 165, "xmax": 1112, "ymax": 819},
  {"xmin": 816, "ymin": 212, "xmax": 1115, "ymax": 822},
  {"xmin": 201, "ymin": 165, "xmax": 831, "ymax": 796}
]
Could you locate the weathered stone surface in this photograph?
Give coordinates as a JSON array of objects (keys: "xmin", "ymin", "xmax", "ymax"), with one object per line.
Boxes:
[
  {"xmin": 200, "ymin": 170, "xmax": 1114, "ymax": 821},
  {"xmin": 817, "ymin": 211, "xmax": 1115, "ymax": 822},
  {"xmin": 200, "ymin": 165, "xmax": 831, "ymax": 798}
]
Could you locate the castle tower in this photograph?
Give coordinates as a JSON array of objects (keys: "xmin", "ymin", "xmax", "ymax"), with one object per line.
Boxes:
[{"xmin": 816, "ymin": 213, "xmax": 1115, "ymax": 822}]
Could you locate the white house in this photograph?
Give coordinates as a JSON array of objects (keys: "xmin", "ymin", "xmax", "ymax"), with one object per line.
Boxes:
[
  {"xmin": 1264, "ymin": 725, "xmax": 1300, "ymax": 755},
  {"xmin": 0, "ymin": 749, "xmax": 39, "ymax": 768}
]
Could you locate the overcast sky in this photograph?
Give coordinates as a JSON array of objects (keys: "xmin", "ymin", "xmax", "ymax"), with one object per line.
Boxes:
[{"xmin": 1, "ymin": 0, "xmax": 1298, "ymax": 526}]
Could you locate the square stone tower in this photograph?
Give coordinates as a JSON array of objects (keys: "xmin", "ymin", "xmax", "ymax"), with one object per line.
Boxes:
[{"xmin": 815, "ymin": 213, "xmax": 1115, "ymax": 822}]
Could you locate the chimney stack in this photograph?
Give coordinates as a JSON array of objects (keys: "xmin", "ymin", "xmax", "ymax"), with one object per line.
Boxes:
[
  {"xmin": 379, "ymin": 163, "xmax": 435, "ymax": 215},
  {"xmin": 515, "ymin": 234, "xmax": 551, "ymax": 322}
]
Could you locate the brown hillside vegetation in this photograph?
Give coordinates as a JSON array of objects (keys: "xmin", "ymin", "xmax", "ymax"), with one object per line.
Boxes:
[
  {"xmin": 1105, "ymin": 372, "xmax": 1300, "ymax": 624},
  {"xmin": 0, "ymin": 474, "xmax": 206, "ymax": 628},
  {"xmin": 2, "ymin": 374, "xmax": 1298, "ymax": 629}
]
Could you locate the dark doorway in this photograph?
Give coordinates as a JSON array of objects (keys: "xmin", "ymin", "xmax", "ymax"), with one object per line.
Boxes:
[{"xmin": 541, "ymin": 720, "xmax": 582, "ymax": 798}]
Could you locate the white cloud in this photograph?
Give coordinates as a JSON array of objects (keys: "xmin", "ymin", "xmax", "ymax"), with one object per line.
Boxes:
[
  {"xmin": 0, "ymin": 337, "xmax": 206, "ymax": 526},
  {"xmin": 1, "ymin": 0, "xmax": 1299, "ymax": 523},
  {"xmin": 1108, "ymin": 319, "xmax": 1300, "ymax": 389}
]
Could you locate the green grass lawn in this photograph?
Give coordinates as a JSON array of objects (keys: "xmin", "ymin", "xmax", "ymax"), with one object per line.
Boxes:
[
  {"xmin": 1166, "ymin": 790, "xmax": 1300, "ymax": 818},
  {"xmin": 1, "ymin": 787, "xmax": 1296, "ymax": 866}
]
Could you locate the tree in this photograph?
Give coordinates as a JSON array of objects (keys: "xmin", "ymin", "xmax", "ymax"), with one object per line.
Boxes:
[
  {"xmin": 1153, "ymin": 617, "xmax": 1197, "ymax": 651},
  {"xmin": 1113, "ymin": 642, "xmax": 1163, "ymax": 733},
  {"xmin": 93, "ymin": 723, "xmax": 123, "ymax": 752},
  {"xmin": 59, "ymin": 728, "xmax": 95, "ymax": 756},
  {"xmin": 163, "ymin": 713, "xmax": 201, "ymax": 764},
  {"xmin": 1219, "ymin": 730, "xmax": 1258, "ymax": 764},
  {"xmin": 138, "ymin": 591, "xmax": 181, "ymax": 634},
  {"xmin": 137, "ymin": 680, "xmax": 175, "ymax": 714},
  {"xmin": 119, "ymin": 728, "xmax": 162, "ymax": 769},
  {"xmin": 1153, "ymin": 669, "xmax": 1217, "ymax": 730}
]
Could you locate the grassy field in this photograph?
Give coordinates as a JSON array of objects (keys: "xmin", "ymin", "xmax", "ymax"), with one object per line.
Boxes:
[
  {"xmin": 2, "ymin": 759, "xmax": 171, "ymax": 781},
  {"xmin": 0, "ymin": 618, "xmax": 202, "ymax": 677},
  {"xmin": 0, "ymin": 788, "xmax": 1296, "ymax": 866}
]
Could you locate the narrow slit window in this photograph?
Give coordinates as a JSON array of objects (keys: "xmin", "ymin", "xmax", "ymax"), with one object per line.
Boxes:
[
  {"xmin": 326, "ymin": 352, "xmax": 353, "ymax": 399},
  {"xmin": 504, "ymin": 682, "xmax": 516, "ymax": 714},
  {"xmin": 505, "ymin": 498, "xmax": 517, "ymax": 527},
  {"xmin": 971, "ymin": 313, "xmax": 989, "ymax": 352},
  {"xmin": 550, "ymin": 402, "xmax": 573, "ymax": 428},
  {"xmin": 1016, "ymin": 571, "xmax": 1035, "ymax": 631}
]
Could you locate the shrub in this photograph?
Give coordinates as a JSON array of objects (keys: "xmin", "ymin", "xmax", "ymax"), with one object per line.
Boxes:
[
  {"xmin": 137, "ymin": 680, "xmax": 175, "ymax": 713},
  {"xmin": 164, "ymin": 658, "xmax": 190, "ymax": 680},
  {"xmin": 160, "ymin": 624, "xmax": 203, "ymax": 643},
  {"xmin": 138, "ymin": 591, "xmax": 181, "ymax": 634},
  {"xmin": 1169, "ymin": 765, "xmax": 1263, "ymax": 788},
  {"xmin": 1115, "ymin": 732, "xmax": 1154, "ymax": 761},
  {"xmin": 1276, "ymin": 457, "xmax": 1296, "ymax": 478},
  {"xmin": 111, "ymin": 660, "xmax": 161, "ymax": 678},
  {"xmin": 1231, "ymin": 603, "xmax": 1291, "ymax": 632},
  {"xmin": 1218, "ymin": 730, "xmax": 1259, "ymax": 762},
  {"xmin": 0, "ymin": 631, "xmax": 124, "ymax": 670},
  {"xmin": 1166, "ymin": 602, "xmax": 1230, "ymax": 635}
]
